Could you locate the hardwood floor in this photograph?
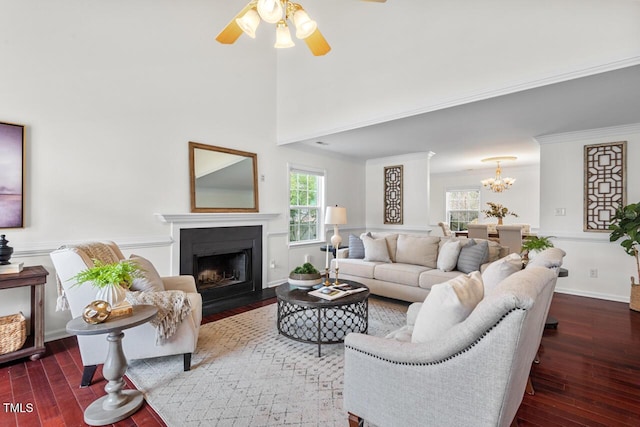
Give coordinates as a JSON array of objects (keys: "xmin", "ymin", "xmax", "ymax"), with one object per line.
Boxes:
[{"xmin": 1, "ymin": 293, "xmax": 639, "ymax": 426}]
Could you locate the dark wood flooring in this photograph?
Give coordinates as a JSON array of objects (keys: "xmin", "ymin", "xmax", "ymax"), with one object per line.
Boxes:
[{"xmin": 1, "ymin": 293, "xmax": 639, "ymax": 426}]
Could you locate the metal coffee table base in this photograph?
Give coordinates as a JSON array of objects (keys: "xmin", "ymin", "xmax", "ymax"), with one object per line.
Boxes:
[{"xmin": 277, "ymin": 298, "xmax": 368, "ymax": 356}]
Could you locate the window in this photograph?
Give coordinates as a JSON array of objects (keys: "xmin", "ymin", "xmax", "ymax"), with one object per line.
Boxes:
[
  {"xmin": 289, "ymin": 167, "xmax": 325, "ymax": 244},
  {"xmin": 445, "ymin": 189, "xmax": 480, "ymax": 231}
]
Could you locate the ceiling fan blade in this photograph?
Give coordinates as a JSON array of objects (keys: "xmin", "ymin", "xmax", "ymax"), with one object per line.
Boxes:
[
  {"xmin": 304, "ymin": 29, "xmax": 331, "ymax": 56},
  {"xmin": 215, "ymin": 2, "xmax": 255, "ymax": 45}
]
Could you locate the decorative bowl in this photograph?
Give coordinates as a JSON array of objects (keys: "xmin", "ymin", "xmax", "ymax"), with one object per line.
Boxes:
[{"xmin": 288, "ymin": 273, "xmax": 322, "ymax": 289}]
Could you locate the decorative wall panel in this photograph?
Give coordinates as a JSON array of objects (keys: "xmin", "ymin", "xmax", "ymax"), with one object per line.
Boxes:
[
  {"xmin": 584, "ymin": 141, "xmax": 626, "ymax": 232},
  {"xmin": 384, "ymin": 165, "xmax": 403, "ymax": 225}
]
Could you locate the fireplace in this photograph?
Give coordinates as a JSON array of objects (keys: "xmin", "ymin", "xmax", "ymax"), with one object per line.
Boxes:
[{"xmin": 180, "ymin": 226, "xmax": 262, "ymax": 310}]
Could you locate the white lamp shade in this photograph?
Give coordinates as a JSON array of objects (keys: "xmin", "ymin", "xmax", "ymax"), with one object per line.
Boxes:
[
  {"xmin": 325, "ymin": 206, "xmax": 347, "ymax": 225},
  {"xmin": 293, "ymin": 9, "xmax": 317, "ymax": 39},
  {"xmin": 236, "ymin": 9, "xmax": 260, "ymax": 39},
  {"xmin": 257, "ymin": 0, "xmax": 283, "ymax": 24},
  {"xmin": 274, "ymin": 21, "xmax": 295, "ymax": 48}
]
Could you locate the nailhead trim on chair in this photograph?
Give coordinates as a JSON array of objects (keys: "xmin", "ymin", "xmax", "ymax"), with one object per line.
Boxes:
[{"xmin": 345, "ymin": 308, "xmax": 523, "ymax": 366}]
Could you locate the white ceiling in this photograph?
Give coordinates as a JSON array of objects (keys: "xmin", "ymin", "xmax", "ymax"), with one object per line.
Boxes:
[{"xmin": 287, "ymin": 64, "xmax": 640, "ymax": 174}]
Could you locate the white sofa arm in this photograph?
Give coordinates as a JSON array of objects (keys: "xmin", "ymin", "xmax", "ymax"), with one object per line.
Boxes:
[{"xmin": 162, "ymin": 275, "xmax": 198, "ymax": 293}]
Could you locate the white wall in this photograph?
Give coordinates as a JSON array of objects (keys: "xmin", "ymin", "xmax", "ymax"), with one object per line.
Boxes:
[
  {"xmin": 429, "ymin": 164, "xmax": 541, "ymax": 234},
  {"xmin": 537, "ymin": 124, "xmax": 640, "ymax": 302},
  {"xmin": 365, "ymin": 153, "xmax": 432, "ymax": 232},
  {"xmin": 277, "ymin": 0, "xmax": 640, "ymax": 143},
  {"xmin": 0, "ymin": 1, "xmax": 366, "ymax": 342}
]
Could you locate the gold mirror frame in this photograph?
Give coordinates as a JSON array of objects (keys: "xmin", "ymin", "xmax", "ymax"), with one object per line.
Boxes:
[{"xmin": 189, "ymin": 142, "xmax": 259, "ymax": 213}]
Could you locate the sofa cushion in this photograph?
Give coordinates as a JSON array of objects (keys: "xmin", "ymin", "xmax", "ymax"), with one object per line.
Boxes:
[
  {"xmin": 418, "ymin": 269, "xmax": 464, "ymax": 290},
  {"xmin": 333, "ymin": 258, "xmax": 379, "ymax": 279},
  {"xmin": 482, "ymin": 253, "xmax": 523, "ymax": 294},
  {"xmin": 456, "ymin": 239, "xmax": 489, "ymax": 274},
  {"xmin": 437, "ymin": 240, "xmax": 462, "ymax": 272},
  {"xmin": 348, "ymin": 233, "xmax": 366, "ymax": 259},
  {"xmin": 362, "ymin": 235, "xmax": 392, "ymax": 263},
  {"xmin": 369, "ymin": 233, "xmax": 399, "ymax": 262},
  {"xmin": 411, "ymin": 271, "xmax": 484, "ymax": 343},
  {"xmin": 441, "ymin": 237, "xmax": 504, "ymax": 262},
  {"xmin": 395, "ymin": 235, "xmax": 440, "ymax": 268},
  {"xmin": 129, "ymin": 254, "xmax": 165, "ymax": 292},
  {"xmin": 374, "ymin": 263, "xmax": 431, "ymax": 287}
]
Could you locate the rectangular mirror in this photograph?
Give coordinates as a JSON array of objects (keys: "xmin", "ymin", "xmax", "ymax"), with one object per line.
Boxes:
[{"xmin": 189, "ymin": 142, "xmax": 259, "ymax": 213}]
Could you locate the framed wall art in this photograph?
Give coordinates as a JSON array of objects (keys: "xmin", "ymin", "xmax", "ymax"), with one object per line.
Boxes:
[
  {"xmin": 0, "ymin": 122, "xmax": 25, "ymax": 228},
  {"xmin": 583, "ymin": 141, "xmax": 626, "ymax": 232},
  {"xmin": 384, "ymin": 165, "xmax": 403, "ymax": 225}
]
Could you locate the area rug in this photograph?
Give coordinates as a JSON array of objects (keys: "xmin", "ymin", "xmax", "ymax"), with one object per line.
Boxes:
[{"xmin": 126, "ymin": 297, "xmax": 407, "ymax": 427}]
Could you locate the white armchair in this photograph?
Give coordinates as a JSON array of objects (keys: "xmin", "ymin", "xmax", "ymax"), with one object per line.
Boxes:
[
  {"xmin": 50, "ymin": 241, "xmax": 202, "ymax": 387},
  {"xmin": 344, "ymin": 250, "xmax": 565, "ymax": 427}
]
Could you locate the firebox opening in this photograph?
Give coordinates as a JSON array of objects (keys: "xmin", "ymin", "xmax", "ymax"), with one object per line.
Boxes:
[{"xmin": 195, "ymin": 250, "xmax": 250, "ymax": 292}]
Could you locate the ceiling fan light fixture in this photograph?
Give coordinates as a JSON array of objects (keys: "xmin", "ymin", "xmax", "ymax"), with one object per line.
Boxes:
[
  {"xmin": 257, "ymin": 0, "xmax": 284, "ymax": 24},
  {"xmin": 235, "ymin": 8, "xmax": 260, "ymax": 38},
  {"xmin": 274, "ymin": 20, "xmax": 295, "ymax": 48},
  {"xmin": 292, "ymin": 8, "xmax": 317, "ymax": 39}
]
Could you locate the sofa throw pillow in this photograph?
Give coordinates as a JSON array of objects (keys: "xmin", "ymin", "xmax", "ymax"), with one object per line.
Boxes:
[
  {"xmin": 411, "ymin": 271, "xmax": 484, "ymax": 343},
  {"xmin": 348, "ymin": 234, "xmax": 366, "ymax": 259},
  {"xmin": 362, "ymin": 235, "xmax": 392, "ymax": 263},
  {"xmin": 456, "ymin": 239, "xmax": 489, "ymax": 274},
  {"xmin": 436, "ymin": 240, "xmax": 462, "ymax": 272},
  {"xmin": 395, "ymin": 235, "xmax": 440, "ymax": 268},
  {"xmin": 482, "ymin": 253, "xmax": 523, "ymax": 294},
  {"xmin": 129, "ymin": 254, "xmax": 165, "ymax": 292}
]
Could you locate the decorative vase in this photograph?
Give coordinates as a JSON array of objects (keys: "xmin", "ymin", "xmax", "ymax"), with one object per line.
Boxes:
[
  {"xmin": 95, "ymin": 284, "xmax": 127, "ymax": 307},
  {"xmin": 0, "ymin": 235, "xmax": 13, "ymax": 265},
  {"xmin": 497, "ymin": 218, "xmax": 503, "ymax": 225}
]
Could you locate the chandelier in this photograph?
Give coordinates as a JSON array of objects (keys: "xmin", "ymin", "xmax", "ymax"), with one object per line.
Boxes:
[
  {"xmin": 216, "ymin": 0, "xmax": 331, "ymax": 56},
  {"xmin": 480, "ymin": 157, "xmax": 517, "ymax": 193}
]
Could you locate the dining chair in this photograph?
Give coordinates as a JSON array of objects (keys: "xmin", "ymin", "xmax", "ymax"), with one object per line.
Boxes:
[
  {"xmin": 438, "ymin": 221, "xmax": 452, "ymax": 237},
  {"xmin": 497, "ymin": 225, "xmax": 523, "ymax": 255},
  {"xmin": 467, "ymin": 224, "xmax": 489, "ymax": 239}
]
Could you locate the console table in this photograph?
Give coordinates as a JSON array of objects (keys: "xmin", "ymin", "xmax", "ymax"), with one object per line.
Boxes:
[{"xmin": 0, "ymin": 266, "xmax": 49, "ymax": 364}]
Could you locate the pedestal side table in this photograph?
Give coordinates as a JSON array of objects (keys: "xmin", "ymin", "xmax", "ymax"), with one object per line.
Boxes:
[{"xmin": 66, "ymin": 304, "xmax": 157, "ymax": 426}]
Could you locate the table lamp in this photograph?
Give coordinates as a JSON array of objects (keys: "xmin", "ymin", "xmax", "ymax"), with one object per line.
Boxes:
[{"xmin": 325, "ymin": 205, "xmax": 347, "ymax": 249}]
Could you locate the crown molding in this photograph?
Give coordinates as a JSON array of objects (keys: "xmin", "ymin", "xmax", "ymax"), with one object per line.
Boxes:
[
  {"xmin": 535, "ymin": 122, "xmax": 640, "ymax": 145},
  {"xmin": 278, "ymin": 56, "xmax": 640, "ymax": 145}
]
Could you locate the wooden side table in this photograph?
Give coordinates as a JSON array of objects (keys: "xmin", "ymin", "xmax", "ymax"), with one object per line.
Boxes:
[
  {"xmin": 66, "ymin": 305, "xmax": 157, "ymax": 426},
  {"xmin": 0, "ymin": 265, "xmax": 49, "ymax": 363}
]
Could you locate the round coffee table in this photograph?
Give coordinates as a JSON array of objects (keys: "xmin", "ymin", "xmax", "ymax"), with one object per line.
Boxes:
[
  {"xmin": 276, "ymin": 280, "xmax": 369, "ymax": 356},
  {"xmin": 66, "ymin": 304, "xmax": 158, "ymax": 426}
]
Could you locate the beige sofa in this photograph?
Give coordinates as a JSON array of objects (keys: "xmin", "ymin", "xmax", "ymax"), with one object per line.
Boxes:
[{"xmin": 332, "ymin": 232, "xmax": 508, "ymax": 302}]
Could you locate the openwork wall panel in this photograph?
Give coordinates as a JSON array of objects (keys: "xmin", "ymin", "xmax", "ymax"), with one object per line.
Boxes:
[
  {"xmin": 384, "ymin": 165, "xmax": 403, "ymax": 224},
  {"xmin": 584, "ymin": 141, "xmax": 626, "ymax": 232}
]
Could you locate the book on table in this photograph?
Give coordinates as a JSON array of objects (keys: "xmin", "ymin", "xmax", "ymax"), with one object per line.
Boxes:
[
  {"xmin": 0, "ymin": 262, "xmax": 24, "ymax": 275},
  {"xmin": 308, "ymin": 283, "xmax": 367, "ymax": 301}
]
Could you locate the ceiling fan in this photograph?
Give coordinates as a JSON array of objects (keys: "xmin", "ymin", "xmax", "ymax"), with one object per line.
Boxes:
[{"xmin": 216, "ymin": 0, "xmax": 386, "ymax": 56}]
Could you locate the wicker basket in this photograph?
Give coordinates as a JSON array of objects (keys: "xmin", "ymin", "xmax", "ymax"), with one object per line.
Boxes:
[
  {"xmin": 631, "ymin": 284, "xmax": 640, "ymax": 312},
  {"xmin": 0, "ymin": 312, "xmax": 26, "ymax": 355}
]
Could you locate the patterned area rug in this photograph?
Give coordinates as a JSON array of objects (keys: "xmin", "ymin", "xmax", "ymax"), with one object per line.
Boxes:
[{"xmin": 126, "ymin": 297, "xmax": 407, "ymax": 427}]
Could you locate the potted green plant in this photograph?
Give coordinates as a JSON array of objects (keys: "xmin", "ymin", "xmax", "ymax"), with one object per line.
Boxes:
[
  {"xmin": 521, "ymin": 236, "xmax": 554, "ymax": 259},
  {"xmin": 70, "ymin": 259, "xmax": 143, "ymax": 307},
  {"xmin": 289, "ymin": 262, "xmax": 322, "ymax": 289},
  {"xmin": 609, "ymin": 202, "xmax": 640, "ymax": 311},
  {"xmin": 481, "ymin": 202, "xmax": 518, "ymax": 225}
]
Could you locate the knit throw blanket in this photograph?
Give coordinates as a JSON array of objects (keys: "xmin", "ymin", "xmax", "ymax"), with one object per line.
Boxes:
[
  {"xmin": 55, "ymin": 242, "xmax": 121, "ymax": 312},
  {"xmin": 126, "ymin": 290, "xmax": 192, "ymax": 345}
]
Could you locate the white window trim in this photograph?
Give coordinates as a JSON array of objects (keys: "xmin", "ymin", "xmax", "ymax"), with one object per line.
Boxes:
[
  {"xmin": 444, "ymin": 186, "xmax": 481, "ymax": 230},
  {"xmin": 288, "ymin": 163, "xmax": 327, "ymax": 247}
]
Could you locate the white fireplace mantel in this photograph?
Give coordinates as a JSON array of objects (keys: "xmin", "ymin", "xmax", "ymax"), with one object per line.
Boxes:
[
  {"xmin": 155, "ymin": 213, "xmax": 280, "ymax": 224},
  {"xmin": 155, "ymin": 212, "xmax": 280, "ymax": 276}
]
